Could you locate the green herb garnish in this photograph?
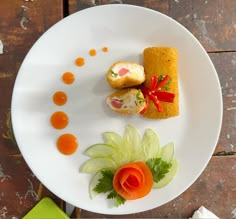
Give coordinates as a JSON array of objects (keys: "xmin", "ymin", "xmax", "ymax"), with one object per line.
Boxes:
[
  {"xmin": 110, "ymin": 70, "xmax": 118, "ymax": 77},
  {"xmin": 158, "ymin": 75, "xmax": 172, "ymax": 91},
  {"xmin": 136, "ymin": 89, "xmax": 146, "ymax": 103},
  {"xmin": 146, "ymin": 158, "xmax": 172, "ymax": 183},
  {"xmin": 93, "ymin": 169, "xmax": 126, "ymax": 206}
]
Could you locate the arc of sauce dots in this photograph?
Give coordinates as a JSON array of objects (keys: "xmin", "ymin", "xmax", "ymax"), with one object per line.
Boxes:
[{"xmin": 51, "ymin": 47, "xmax": 109, "ymax": 155}]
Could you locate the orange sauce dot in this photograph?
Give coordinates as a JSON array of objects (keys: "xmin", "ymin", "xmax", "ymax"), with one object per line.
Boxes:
[
  {"xmin": 75, "ymin": 57, "xmax": 85, "ymax": 66},
  {"xmin": 62, "ymin": 72, "xmax": 75, "ymax": 84},
  {"xmin": 89, "ymin": 49, "xmax": 97, "ymax": 56},
  {"xmin": 102, "ymin": 47, "xmax": 108, "ymax": 52},
  {"xmin": 57, "ymin": 133, "xmax": 78, "ymax": 155},
  {"xmin": 53, "ymin": 91, "xmax": 67, "ymax": 106},
  {"xmin": 50, "ymin": 111, "xmax": 69, "ymax": 129}
]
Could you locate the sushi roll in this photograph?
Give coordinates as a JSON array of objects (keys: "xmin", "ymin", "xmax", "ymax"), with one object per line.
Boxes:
[
  {"xmin": 140, "ymin": 47, "xmax": 179, "ymax": 119},
  {"xmin": 106, "ymin": 61, "xmax": 145, "ymax": 89},
  {"xmin": 106, "ymin": 88, "xmax": 146, "ymax": 114}
]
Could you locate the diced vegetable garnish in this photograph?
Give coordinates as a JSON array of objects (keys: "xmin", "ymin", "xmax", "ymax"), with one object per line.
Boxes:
[
  {"xmin": 111, "ymin": 99, "xmax": 123, "ymax": 109},
  {"xmin": 118, "ymin": 68, "xmax": 129, "ymax": 76}
]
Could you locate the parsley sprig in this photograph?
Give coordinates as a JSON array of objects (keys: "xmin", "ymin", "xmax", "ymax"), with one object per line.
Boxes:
[
  {"xmin": 110, "ymin": 70, "xmax": 118, "ymax": 77},
  {"xmin": 93, "ymin": 169, "xmax": 126, "ymax": 207},
  {"xmin": 136, "ymin": 89, "xmax": 146, "ymax": 103},
  {"xmin": 146, "ymin": 158, "xmax": 172, "ymax": 183}
]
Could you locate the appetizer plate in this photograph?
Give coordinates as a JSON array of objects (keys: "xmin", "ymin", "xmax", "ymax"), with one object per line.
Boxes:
[{"xmin": 11, "ymin": 5, "xmax": 222, "ymax": 215}]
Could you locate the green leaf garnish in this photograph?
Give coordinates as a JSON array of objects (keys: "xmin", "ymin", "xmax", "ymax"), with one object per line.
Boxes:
[
  {"xmin": 136, "ymin": 89, "xmax": 146, "ymax": 103},
  {"xmin": 93, "ymin": 169, "xmax": 114, "ymax": 193},
  {"xmin": 158, "ymin": 75, "xmax": 172, "ymax": 91},
  {"xmin": 110, "ymin": 70, "xmax": 118, "ymax": 77},
  {"xmin": 107, "ymin": 190, "xmax": 126, "ymax": 207},
  {"xmin": 146, "ymin": 158, "xmax": 172, "ymax": 183},
  {"xmin": 93, "ymin": 169, "xmax": 126, "ymax": 206}
]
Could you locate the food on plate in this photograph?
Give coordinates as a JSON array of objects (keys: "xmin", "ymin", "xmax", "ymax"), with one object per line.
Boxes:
[
  {"xmin": 75, "ymin": 57, "xmax": 85, "ymax": 66},
  {"xmin": 80, "ymin": 125, "xmax": 179, "ymax": 207},
  {"xmin": 50, "ymin": 111, "xmax": 69, "ymax": 129},
  {"xmin": 106, "ymin": 88, "xmax": 146, "ymax": 114},
  {"xmin": 53, "ymin": 91, "xmax": 67, "ymax": 106},
  {"xmin": 89, "ymin": 49, "xmax": 96, "ymax": 56},
  {"xmin": 106, "ymin": 61, "xmax": 145, "ymax": 89},
  {"xmin": 113, "ymin": 161, "xmax": 153, "ymax": 200},
  {"xmin": 140, "ymin": 47, "xmax": 179, "ymax": 119},
  {"xmin": 62, "ymin": 72, "xmax": 75, "ymax": 84},
  {"xmin": 102, "ymin": 47, "xmax": 109, "ymax": 52},
  {"xmin": 57, "ymin": 133, "xmax": 78, "ymax": 155}
]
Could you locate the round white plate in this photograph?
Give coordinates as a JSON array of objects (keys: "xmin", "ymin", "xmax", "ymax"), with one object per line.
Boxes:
[{"xmin": 11, "ymin": 5, "xmax": 222, "ymax": 215}]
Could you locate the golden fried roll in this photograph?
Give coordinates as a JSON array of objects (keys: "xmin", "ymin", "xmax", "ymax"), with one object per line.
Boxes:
[
  {"xmin": 106, "ymin": 61, "xmax": 145, "ymax": 89},
  {"xmin": 143, "ymin": 47, "xmax": 179, "ymax": 119},
  {"xmin": 106, "ymin": 89, "xmax": 146, "ymax": 114}
]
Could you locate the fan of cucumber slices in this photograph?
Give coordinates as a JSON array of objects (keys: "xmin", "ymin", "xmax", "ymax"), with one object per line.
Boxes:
[{"xmin": 80, "ymin": 124, "xmax": 179, "ymax": 206}]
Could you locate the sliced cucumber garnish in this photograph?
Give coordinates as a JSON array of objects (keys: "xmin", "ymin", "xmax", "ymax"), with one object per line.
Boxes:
[
  {"xmin": 85, "ymin": 143, "xmax": 122, "ymax": 165},
  {"xmin": 159, "ymin": 142, "xmax": 174, "ymax": 162},
  {"xmin": 80, "ymin": 157, "xmax": 117, "ymax": 173},
  {"xmin": 153, "ymin": 159, "xmax": 179, "ymax": 188},
  {"xmin": 123, "ymin": 124, "xmax": 143, "ymax": 161},
  {"xmin": 104, "ymin": 131, "xmax": 131, "ymax": 163},
  {"xmin": 89, "ymin": 170, "xmax": 103, "ymax": 199},
  {"xmin": 142, "ymin": 128, "xmax": 160, "ymax": 160}
]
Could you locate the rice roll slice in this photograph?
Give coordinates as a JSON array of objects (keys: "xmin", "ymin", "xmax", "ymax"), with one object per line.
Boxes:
[
  {"xmin": 106, "ymin": 61, "xmax": 145, "ymax": 89},
  {"xmin": 142, "ymin": 47, "xmax": 179, "ymax": 119},
  {"xmin": 106, "ymin": 88, "xmax": 146, "ymax": 114}
]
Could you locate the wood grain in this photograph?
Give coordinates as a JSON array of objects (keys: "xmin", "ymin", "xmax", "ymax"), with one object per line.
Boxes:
[
  {"xmin": 210, "ymin": 52, "xmax": 236, "ymax": 153},
  {"xmin": 0, "ymin": 155, "xmax": 63, "ymax": 218},
  {"xmin": 0, "ymin": 0, "xmax": 235, "ymax": 218},
  {"xmin": 0, "ymin": 1, "xmax": 64, "ymax": 217},
  {"xmin": 70, "ymin": 0, "xmax": 236, "ymax": 52},
  {"xmin": 169, "ymin": 0, "xmax": 236, "ymax": 52}
]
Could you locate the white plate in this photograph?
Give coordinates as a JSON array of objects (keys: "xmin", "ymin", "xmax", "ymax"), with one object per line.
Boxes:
[{"xmin": 11, "ymin": 5, "xmax": 222, "ymax": 215}]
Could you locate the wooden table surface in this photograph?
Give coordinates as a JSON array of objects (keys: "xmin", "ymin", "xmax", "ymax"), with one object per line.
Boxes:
[{"xmin": 0, "ymin": 0, "xmax": 235, "ymax": 218}]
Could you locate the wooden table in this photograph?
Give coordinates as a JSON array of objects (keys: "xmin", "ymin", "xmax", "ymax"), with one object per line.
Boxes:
[{"xmin": 0, "ymin": 0, "xmax": 235, "ymax": 218}]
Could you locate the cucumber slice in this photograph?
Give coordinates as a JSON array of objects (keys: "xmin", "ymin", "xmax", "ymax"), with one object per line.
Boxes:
[
  {"xmin": 153, "ymin": 159, "xmax": 179, "ymax": 188},
  {"xmin": 80, "ymin": 157, "xmax": 117, "ymax": 173},
  {"xmin": 142, "ymin": 128, "xmax": 160, "ymax": 160},
  {"xmin": 103, "ymin": 132, "xmax": 123, "ymax": 150},
  {"xmin": 89, "ymin": 170, "xmax": 103, "ymax": 199},
  {"xmin": 159, "ymin": 142, "xmax": 174, "ymax": 162},
  {"xmin": 85, "ymin": 144, "xmax": 122, "ymax": 164},
  {"xmin": 123, "ymin": 124, "xmax": 143, "ymax": 161},
  {"xmin": 104, "ymin": 131, "xmax": 131, "ymax": 163}
]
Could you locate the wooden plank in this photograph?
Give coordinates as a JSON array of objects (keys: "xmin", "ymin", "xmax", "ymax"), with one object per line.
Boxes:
[
  {"xmin": 0, "ymin": 1, "xmax": 65, "ymax": 216},
  {"xmin": 78, "ymin": 156, "xmax": 236, "ymax": 219},
  {"xmin": 0, "ymin": 0, "xmax": 64, "ymax": 155},
  {"xmin": 0, "ymin": 156, "xmax": 63, "ymax": 218},
  {"xmin": 69, "ymin": 0, "xmax": 236, "ymax": 52},
  {"xmin": 70, "ymin": 0, "xmax": 168, "ymax": 14},
  {"xmin": 169, "ymin": 0, "xmax": 236, "ymax": 52},
  {"xmin": 209, "ymin": 52, "xmax": 236, "ymax": 153}
]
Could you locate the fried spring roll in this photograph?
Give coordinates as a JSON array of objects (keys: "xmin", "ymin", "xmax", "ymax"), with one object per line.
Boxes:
[
  {"xmin": 106, "ymin": 88, "xmax": 146, "ymax": 114},
  {"xmin": 143, "ymin": 47, "xmax": 179, "ymax": 119}
]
